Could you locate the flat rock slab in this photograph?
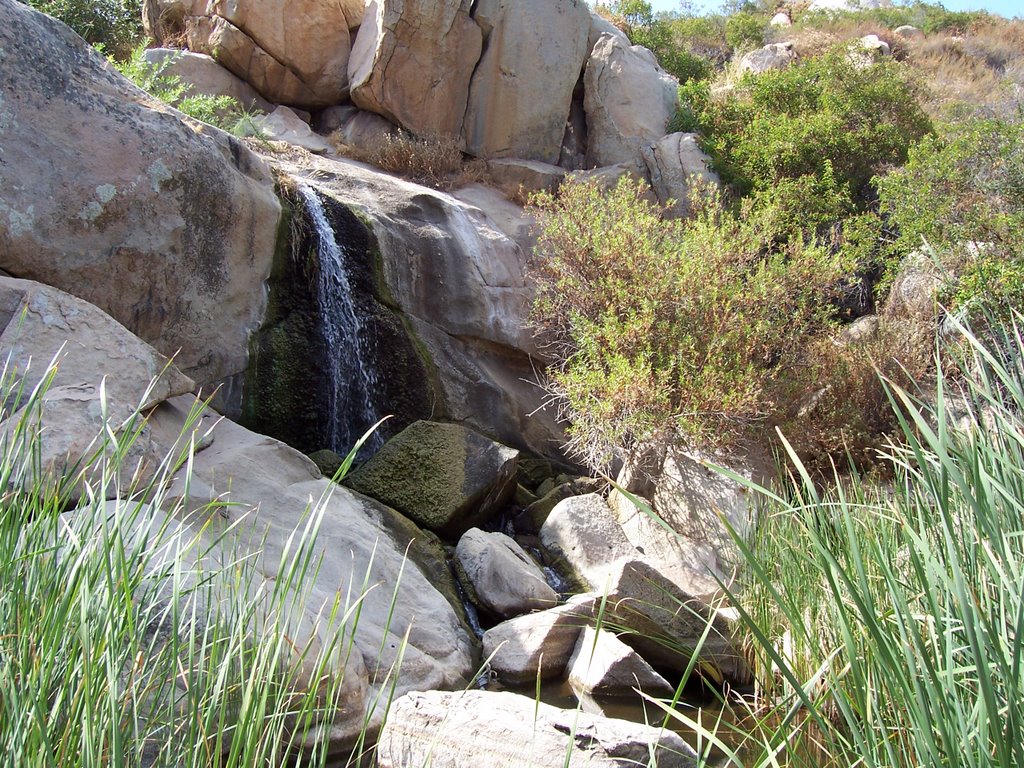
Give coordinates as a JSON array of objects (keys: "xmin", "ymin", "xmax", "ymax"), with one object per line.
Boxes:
[
  {"xmin": 377, "ymin": 689, "xmax": 697, "ymax": 767},
  {"xmin": 345, "ymin": 420, "xmax": 518, "ymax": 538}
]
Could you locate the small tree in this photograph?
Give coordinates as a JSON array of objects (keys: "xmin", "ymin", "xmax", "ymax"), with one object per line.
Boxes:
[{"xmin": 529, "ymin": 177, "xmax": 855, "ymax": 469}]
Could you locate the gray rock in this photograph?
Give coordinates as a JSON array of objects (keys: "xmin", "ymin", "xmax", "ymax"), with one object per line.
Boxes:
[
  {"xmin": 485, "ymin": 158, "xmax": 566, "ymax": 200},
  {"xmin": 568, "ymin": 625, "xmax": 674, "ymax": 697},
  {"xmin": 462, "ymin": 0, "xmax": 591, "ymax": 163},
  {"xmin": 345, "ymin": 420, "xmax": 518, "ymax": 537},
  {"xmin": 0, "ymin": 0, "xmax": 281, "ymax": 391},
  {"xmin": 641, "ymin": 132, "xmax": 719, "ymax": 218},
  {"xmin": 525, "ymin": 482, "xmax": 576, "ymax": 529},
  {"xmin": 483, "ymin": 595, "xmax": 597, "ymax": 683},
  {"xmin": 455, "ymin": 528, "xmax": 557, "ymax": 619},
  {"xmin": 737, "ymin": 42, "xmax": 796, "ymax": 74},
  {"xmin": 141, "ymin": 48, "xmax": 273, "ymax": 112},
  {"xmin": 584, "ymin": 33, "xmax": 679, "ymax": 170},
  {"xmin": 894, "ymin": 25, "xmax": 924, "ymax": 40},
  {"xmin": 0, "ymin": 278, "xmax": 195, "ymax": 501},
  {"xmin": 539, "ymin": 494, "xmax": 639, "ymax": 591},
  {"xmin": 253, "ymin": 106, "xmax": 333, "ymax": 154},
  {"xmin": 376, "ymin": 689, "xmax": 698, "ymax": 768}
]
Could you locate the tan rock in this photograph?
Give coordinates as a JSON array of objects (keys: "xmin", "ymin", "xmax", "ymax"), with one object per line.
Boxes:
[
  {"xmin": 462, "ymin": 0, "xmax": 591, "ymax": 163},
  {"xmin": 567, "ymin": 625, "xmax": 674, "ymax": 697},
  {"xmin": 348, "ymin": 0, "xmax": 482, "ymax": 141},
  {"xmin": 0, "ymin": 0, "xmax": 281, "ymax": 391},
  {"xmin": 484, "ymin": 158, "xmax": 566, "ymax": 200},
  {"xmin": 255, "ymin": 106, "xmax": 333, "ymax": 154},
  {"xmin": 186, "ymin": 5, "xmax": 352, "ymax": 108},
  {"xmin": 584, "ymin": 34, "xmax": 679, "ymax": 169}
]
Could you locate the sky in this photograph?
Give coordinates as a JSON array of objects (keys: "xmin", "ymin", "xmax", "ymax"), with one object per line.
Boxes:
[{"xmin": 645, "ymin": 0, "xmax": 1021, "ymax": 18}]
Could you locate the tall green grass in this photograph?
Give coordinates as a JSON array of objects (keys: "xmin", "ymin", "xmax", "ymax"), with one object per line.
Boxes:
[
  {"xmin": 0, "ymin": 354, "xmax": 390, "ymax": 766},
  {"xmin": 714, "ymin": 320, "xmax": 1024, "ymax": 767}
]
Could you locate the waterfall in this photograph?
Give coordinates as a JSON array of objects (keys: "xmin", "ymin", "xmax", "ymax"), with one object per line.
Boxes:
[{"xmin": 297, "ymin": 183, "xmax": 383, "ymax": 456}]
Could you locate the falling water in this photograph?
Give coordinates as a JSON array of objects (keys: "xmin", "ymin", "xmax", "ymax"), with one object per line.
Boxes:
[{"xmin": 297, "ymin": 183, "xmax": 383, "ymax": 455}]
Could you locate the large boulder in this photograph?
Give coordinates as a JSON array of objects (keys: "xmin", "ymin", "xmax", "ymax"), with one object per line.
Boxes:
[
  {"xmin": 641, "ymin": 132, "xmax": 719, "ymax": 218},
  {"xmin": 737, "ymin": 42, "xmax": 796, "ymax": 74},
  {"xmin": 540, "ymin": 493, "xmax": 747, "ymax": 680},
  {"xmin": 377, "ymin": 690, "xmax": 697, "ymax": 768},
  {"xmin": 344, "ymin": 420, "xmax": 518, "ymax": 538},
  {"xmin": 348, "ymin": 0, "xmax": 482, "ymax": 141},
  {"xmin": 610, "ymin": 445, "xmax": 773, "ymax": 598},
  {"xmin": 483, "ymin": 595, "xmax": 597, "ymax": 683},
  {"xmin": 455, "ymin": 528, "xmax": 558, "ymax": 619},
  {"xmin": 584, "ymin": 33, "xmax": 679, "ymax": 170},
  {"xmin": 0, "ymin": 278, "xmax": 195, "ymax": 499},
  {"xmin": 141, "ymin": 48, "xmax": 273, "ymax": 112},
  {"xmin": 184, "ymin": 0, "xmax": 356, "ymax": 107},
  {"xmin": 462, "ymin": 0, "xmax": 591, "ymax": 163},
  {"xmin": 0, "ymin": 0, "xmax": 280, "ymax": 392},
  {"xmin": 254, "ymin": 106, "xmax": 333, "ymax": 154}
]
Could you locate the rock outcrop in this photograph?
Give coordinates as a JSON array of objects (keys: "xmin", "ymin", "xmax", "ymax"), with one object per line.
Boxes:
[
  {"xmin": 349, "ymin": 0, "xmax": 482, "ymax": 141},
  {"xmin": 462, "ymin": 0, "xmax": 591, "ymax": 163},
  {"xmin": 0, "ymin": 0, "xmax": 281, "ymax": 392},
  {"xmin": 377, "ymin": 690, "xmax": 698, "ymax": 768},
  {"xmin": 584, "ymin": 33, "xmax": 679, "ymax": 170},
  {"xmin": 182, "ymin": 0, "xmax": 356, "ymax": 107}
]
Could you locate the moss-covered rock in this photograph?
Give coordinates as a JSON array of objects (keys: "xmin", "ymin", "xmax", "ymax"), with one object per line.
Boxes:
[{"xmin": 345, "ymin": 420, "xmax": 519, "ymax": 539}]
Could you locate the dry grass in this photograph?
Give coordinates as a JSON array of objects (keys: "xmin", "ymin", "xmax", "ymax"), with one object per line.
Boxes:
[
  {"xmin": 905, "ymin": 21, "xmax": 1024, "ymax": 118},
  {"xmin": 333, "ymin": 131, "xmax": 489, "ymax": 190}
]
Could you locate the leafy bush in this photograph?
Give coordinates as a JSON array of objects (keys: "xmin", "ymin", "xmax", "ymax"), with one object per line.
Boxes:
[
  {"xmin": 113, "ymin": 44, "xmax": 250, "ymax": 132},
  {"xmin": 22, "ymin": 0, "xmax": 142, "ymax": 60},
  {"xmin": 693, "ymin": 49, "xmax": 932, "ymax": 207},
  {"xmin": 724, "ymin": 11, "xmax": 766, "ymax": 52},
  {"xmin": 602, "ymin": 0, "xmax": 716, "ymax": 83},
  {"xmin": 529, "ymin": 177, "xmax": 856, "ymax": 468},
  {"xmin": 876, "ymin": 117, "xmax": 1024, "ymax": 318}
]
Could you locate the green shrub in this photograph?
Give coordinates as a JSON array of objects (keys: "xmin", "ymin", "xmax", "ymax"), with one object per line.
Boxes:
[
  {"xmin": 876, "ymin": 117, "xmax": 1024, "ymax": 318},
  {"xmin": 724, "ymin": 10, "xmax": 766, "ymax": 52},
  {"xmin": 604, "ymin": 0, "xmax": 716, "ymax": 83},
  {"xmin": 113, "ymin": 44, "xmax": 248, "ymax": 132},
  {"xmin": 694, "ymin": 49, "xmax": 932, "ymax": 208},
  {"xmin": 22, "ymin": 0, "xmax": 142, "ymax": 60},
  {"xmin": 529, "ymin": 177, "xmax": 855, "ymax": 468}
]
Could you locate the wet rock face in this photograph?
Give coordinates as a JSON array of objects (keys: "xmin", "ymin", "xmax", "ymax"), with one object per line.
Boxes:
[
  {"xmin": 241, "ymin": 185, "xmax": 431, "ymax": 455},
  {"xmin": 0, "ymin": 0, "xmax": 280, "ymax": 390}
]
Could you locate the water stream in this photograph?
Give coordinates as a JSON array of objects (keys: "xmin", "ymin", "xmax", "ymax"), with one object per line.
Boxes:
[{"xmin": 297, "ymin": 183, "xmax": 384, "ymax": 456}]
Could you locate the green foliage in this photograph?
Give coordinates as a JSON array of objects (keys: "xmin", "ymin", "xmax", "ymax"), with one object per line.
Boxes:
[
  {"xmin": 21, "ymin": 0, "xmax": 142, "ymax": 60},
  {"xmin": 877, "ymin": 117, "xmax": 1024, "ymax": 318},
  {"xmin": 797, "ymin": 0, "xmax": 990, "ymax": 35},
  {"xmin": 113, "ymin": 44, "xmax": 249, "ymax": 132},
  {"xmin": 724, "ymin": 11, "xmax": 766, "ymax": 53},
  {"xmin": 529, "ymin": 177, "xmax": 855, "ymax": 467},
  {"xmin": 605, "ymin": 0, "xmax": 716, "ymax": 83},
  {"xmin": 694, "ymin": 50, "xmax": 932, "ymax": 208}
]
